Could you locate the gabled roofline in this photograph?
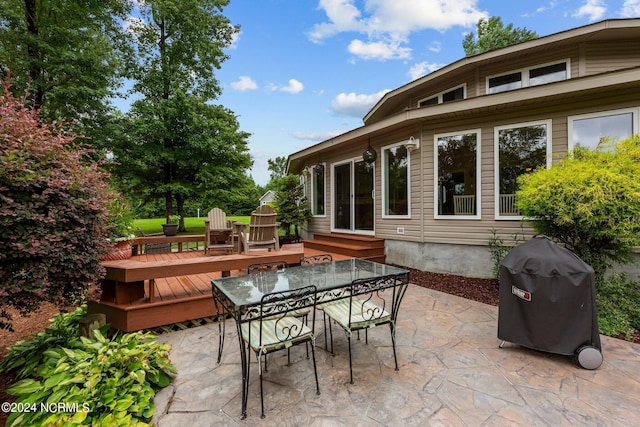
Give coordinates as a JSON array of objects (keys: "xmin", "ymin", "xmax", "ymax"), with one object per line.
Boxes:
[
  {"xmin": 288, "ymin": 66, "xmax": 640, "ymax": 174},
  {"xmin": 363, "ymin": 18, "xmax": 640, "ymax": 124}
]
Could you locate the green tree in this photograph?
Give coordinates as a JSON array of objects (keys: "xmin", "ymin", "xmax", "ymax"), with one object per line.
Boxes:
[
  {"xmin": 273, "ymin": 174, "xmax": 311, "ymax": 242},
  {"xmin": 268, "ymin": 156, "xmax": 287, "ymax": 180},
  {"xmin": 463, "ymin": 17, "xmax": 538, "ymax": 56},
  {"xmin": 0, "ymin": 80, "xmax": 115, "ymax": 330},
  {"xmin": 0, "ymin": 0, "xmax": 132, "ymax": 147},
  {"xmin": 115, "ymin": 0, "xmax": 251, "ymax": 226},
  {"xmin": 517, "ymin": 135, "xmax": 640, "ymax": 284}
]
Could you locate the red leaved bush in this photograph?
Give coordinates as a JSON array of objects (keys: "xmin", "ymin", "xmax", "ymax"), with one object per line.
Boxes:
[{"xmin": 0, "ymin": 79, "xmax": 113, "ymax": 330}]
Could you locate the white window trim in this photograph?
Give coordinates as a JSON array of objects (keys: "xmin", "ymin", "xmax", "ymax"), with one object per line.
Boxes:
[
  {"xmin": 381, "ymin": 141, "xmax": 411, "ymax": 219},
  {"xmin": 567, "ymin": 107, "xmax": 639, "ymax": 152},
  {"xmin": 330, "ymin": 157, "xmax": 376, "ymax": 236},
  {"xmin": 433, "ymin": 129, "xmax": 482, "ymax": 220},
  {"xmin": 486, "ymin": 59, "xmax": 570, "ymax": 94},
  {"xmin": 417, "ymin": 84, "xmax": 466, "ymax": 107},
  {"xmin": 311, "ymin": 162, "xmax": 327, "ymax": 218},
  {"xmin": 494, "ymin": 120, "xmax": 552, "ymax": 220}
]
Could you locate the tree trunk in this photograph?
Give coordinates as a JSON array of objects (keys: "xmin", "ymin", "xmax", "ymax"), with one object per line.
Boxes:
[{"xmin": 24, "ymin": 0, "xmax": 44, "ymax": 108}]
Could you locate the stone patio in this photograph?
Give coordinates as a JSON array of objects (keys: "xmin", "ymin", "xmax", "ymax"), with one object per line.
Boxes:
[{"xmin": 153, "ymin": 284, "xmax": 640, "ymax": 426}]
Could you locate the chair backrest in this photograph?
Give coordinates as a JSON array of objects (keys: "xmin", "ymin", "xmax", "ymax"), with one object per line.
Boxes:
[
  {"xmin": 248, "ymin": 204, "xmax": 278, "ymax": 243},
  {"xmin": 348, "ymin": 275, "xmax": 409, "ymax": 325},
  {"xmin": 247, "ymin": 261, "xmax": 288, "ymax": 274},
  {"xmin": 137, "ymin": 226, "xmax": 147, "ymax": 237},
  {"xmin": 300, "ymin": 254, "xmax": 333, "ymax": 266},
  {"xmin": 453, "ymin": 195, "xmax": 475, "ymax": 215},
  {"xmin": 207, "ymin": 208, "xmax": 230, "ymax": 230},
  {"xmin": 499, "ymin": 194, "xmax": 520, "ymax": 216},
  {"xmin": 244, "ymin": 285, "xmax": 317, "ymax": 343}
]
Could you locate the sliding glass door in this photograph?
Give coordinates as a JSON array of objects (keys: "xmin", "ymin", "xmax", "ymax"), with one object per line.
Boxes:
[{"xmin": 333, "ymin": 159, "xmax": 374, "ymax": 233}]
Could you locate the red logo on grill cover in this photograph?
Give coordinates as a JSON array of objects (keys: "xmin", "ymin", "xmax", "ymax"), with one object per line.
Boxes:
[{"xmin": 512, "ymin": 285, "xmax": 531, "ymax": 301}]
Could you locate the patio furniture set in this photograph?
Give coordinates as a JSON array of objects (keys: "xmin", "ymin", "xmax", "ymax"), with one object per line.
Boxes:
[{"xmin": 211, "ymin": 255, "xmax": 410, "ymax": 419}]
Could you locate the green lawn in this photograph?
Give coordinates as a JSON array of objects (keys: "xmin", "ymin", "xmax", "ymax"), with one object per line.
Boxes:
[{"xmin": 134, "ymin": 216, "xmax": 250, "ymax": 235}]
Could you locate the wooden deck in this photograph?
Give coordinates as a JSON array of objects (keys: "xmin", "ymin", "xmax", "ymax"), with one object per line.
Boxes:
[{"xmin": 88, "ymin": 244, "xmax": 351, "ymax": 332}]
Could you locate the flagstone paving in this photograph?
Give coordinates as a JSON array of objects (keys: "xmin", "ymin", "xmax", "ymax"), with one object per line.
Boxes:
[{"xmin": 153, "ymin": 285, "xmax": 640, "ymax": 426}]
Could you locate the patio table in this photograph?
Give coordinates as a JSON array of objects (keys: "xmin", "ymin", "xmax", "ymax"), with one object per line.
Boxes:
[{"xmin": 211, "ymin": 258, "xmax": 409, "ymax": 418}]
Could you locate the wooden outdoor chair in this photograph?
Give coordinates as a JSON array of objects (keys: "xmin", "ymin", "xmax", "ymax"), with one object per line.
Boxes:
[
  {"xmin": 240, "ymin": 285, "xmax": 320, "ymax": 418},
  {"xmin": 453, "ymin": 194, "xmax": 475, "ymax": 215},
  {"xmin": 204, "ymin": 208, "xmax": 236, "ymax": 255},
  {"xmin": 239, "ymin": 205, "xmax": 280, "ymax": 254}
]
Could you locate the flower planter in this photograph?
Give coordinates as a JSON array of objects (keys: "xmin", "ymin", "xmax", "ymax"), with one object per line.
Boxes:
[
  {"xmin": 100, "ymin": 239, "xmax": 132, "ymax": 261},
  {"xmin": 162, "ymin": 223, "xmax": 178, "ymax": 236}
]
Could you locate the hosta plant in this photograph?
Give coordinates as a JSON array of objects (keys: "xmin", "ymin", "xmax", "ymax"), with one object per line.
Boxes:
[
  {"xmin": 0, "ymin": 306, "xmax": 88, "ymax": 379},
  {"xmin": 5, "ymin": 330, "xmax": 176, "ymax": 427}
]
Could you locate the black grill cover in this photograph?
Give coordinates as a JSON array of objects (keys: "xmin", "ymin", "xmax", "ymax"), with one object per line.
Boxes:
[{"xmin": 498, "ymin": 236, "xmax": 601, "ymax": 355}]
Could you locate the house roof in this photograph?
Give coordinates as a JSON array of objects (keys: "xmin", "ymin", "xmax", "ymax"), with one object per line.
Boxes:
[
  {"xmin": 286, "ymin": 18, "xmax": 640, "ymax": 174},
  {"xmin": 364, "ymin": 18, "xmax": 640, "ymax": 124}
]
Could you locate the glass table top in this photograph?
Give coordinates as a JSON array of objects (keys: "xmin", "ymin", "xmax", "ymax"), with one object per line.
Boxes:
[{"xmin": 211, "ymin": 258, "xmax": 409, "ymax": 310}]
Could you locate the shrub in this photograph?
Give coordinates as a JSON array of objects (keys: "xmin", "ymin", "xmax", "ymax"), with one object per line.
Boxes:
[
  {"xmin": 5, "ymin": 329, "xmax": 175, "ymax": 426},
  {"xmin": 0, "ymin": 306, "xmax": 88, "ymax": 379},
  {"xmin": 517, "ymin": 135, "xmax": 640, "ymax": 284},
  {"xmin": 487, "ymin": 228, "xmax": 524, "ymax": 279},
  {"xmin": 0, "ymin": 79, "xmax": 115, "ymax": 330},
  {"xmin": 596, "ymin": 272, "xmax": 640, "ymax": 340}
]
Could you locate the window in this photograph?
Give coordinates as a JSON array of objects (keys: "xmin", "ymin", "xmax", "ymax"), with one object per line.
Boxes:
[
  {"xmin": 434, "ymin": 130, "xmax": 480, "ymax": 218},
  {"xmin": 382, "ymin": 144, "xmax": 409, "ymax": 217},
  {"xmin": 495, "ymin": 121, "xmax": 551, "ymax": 218},
  {"xmin": 488, "ymin": 72, "xmax": 521, "ymax": 94},
  {"xmin": 311, "ymin": 164, "xmax": 325, "ymax": 216},
  {"xmin": 488, "ymin": 60, "xmax": 569, "ymax": 94},
  {"xmin": 418, "ymin": 85, "xmax": 465, "ymax": 107},
  {"xmin": 569, "ymin": 108, "xmax": 637, "ymax": 151}
]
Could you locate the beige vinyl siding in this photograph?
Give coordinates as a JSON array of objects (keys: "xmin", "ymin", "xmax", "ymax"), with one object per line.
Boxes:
[
  {"xmin": 585, "ymin": 40, "xmax": 640, "ymax": 75},
  {"xmin": 374, "ymin": 126, "xmax": 423, "ymax": 242},
  {"xmin": 302, "ymin": 29, "xmax": 640, "ymax": 247}
]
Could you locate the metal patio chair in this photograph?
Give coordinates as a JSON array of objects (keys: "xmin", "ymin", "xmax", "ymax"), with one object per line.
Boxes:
[
  {"xmin": 240, "ymin": 285, "xmax": 320, "ymax": 418},
  {"xmin": 323, "ymin": 275, "xmax": 408, "ymax": 384}
]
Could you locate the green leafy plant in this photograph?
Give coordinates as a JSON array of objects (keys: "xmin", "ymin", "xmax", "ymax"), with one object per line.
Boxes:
[
  {"xmin": 487, "ymin": 228, "xmax": 524, "ymax": 279},
  {"xmin": 518, "ymin": 135, "xmax": 640, "ymax": 284},
  {"xmin": 168, "ymin": 214, "xmax": 181, "ymax": 224},
  {"xmin": 0, "ymin": 79, "xmax": 116, "ymax": 330},
  {"xmin": 106, "ymin": 192, "xmax": 136, "ymax": 242},
  {"xmin": 596, "ymin": 272, "xmax": 640, "ymax": 340},
  {"xmin": 5, "ymin": 330, "xmax": 175, "ymax": 427},
  {"xmin": 0, "ymin": 306, "xmax": 88, "ymax": 379}
]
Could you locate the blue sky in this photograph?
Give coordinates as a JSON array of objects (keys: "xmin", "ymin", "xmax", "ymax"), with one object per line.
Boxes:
[{"xmin": 125, "ymin": 1, "xmax": 640, "ymax": 186}]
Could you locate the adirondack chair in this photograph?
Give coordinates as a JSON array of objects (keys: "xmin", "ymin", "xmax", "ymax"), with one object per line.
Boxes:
[
  {"xmin": 239, "ymin": 205, "xmax": 280, "ymax": 254},
  {"xmin": 204, "ymin": 208, "xmax": 236, "ymax": 255}
]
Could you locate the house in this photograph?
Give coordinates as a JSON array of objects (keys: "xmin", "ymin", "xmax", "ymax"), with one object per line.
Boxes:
[
  {"xmin": 287, "ymin": 19, "xmax": 640, "ymax": 278},
  {"xmin": 259, "ymin": 190, "xmax": 276, "ymax": 205}
]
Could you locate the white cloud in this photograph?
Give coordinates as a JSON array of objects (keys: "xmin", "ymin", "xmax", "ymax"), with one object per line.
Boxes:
[
  {"xmin": 230, "ymin": 76, "xmax": 258, "ymax": 91},
  {"xmin": 428, "ymin": 41, "xmax": 442, "ymax": 53},
  {"xmin": 228, "ymin": 31, "xmax": 241, "ymax": 50},
  {"xmin": 291, "ymin": 130, "xmax": 343, "ymax": 141},
  {"xmin": 330, "ymin": 89, "xmax": 391, "ymax": 118},
  {"xmin": 309, "ymin": 0, "xmax": 488, "ymax": 60},
  {"xmin": 268, "ymin": 79, "xmax": 305, "ymax": 94},
  {"xmin": 280, "ymin": 79, "xmax": 305, "ymax": 94},
  {"xmin": 573, "ymin": 0, "xmax": 607, "ymax": 21},
  {"xmin": 620, "ymin": 0, "xmax": 640, "ymax": 17},
  {"xmin": 348, "ymin": 39, "xmax": 411, "ymax": 60},
  {"xmin": 408, "ymin": 61, "xmax": 444, "ymax": 81}
]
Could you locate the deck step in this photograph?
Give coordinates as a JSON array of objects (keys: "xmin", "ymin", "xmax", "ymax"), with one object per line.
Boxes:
[{"xmin": 302, "ymin": 233, "xmax": 385, "ymax": 263}]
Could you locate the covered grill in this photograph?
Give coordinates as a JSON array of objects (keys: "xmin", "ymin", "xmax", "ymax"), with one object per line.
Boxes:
[{"xmin": 497, "ymin": 236, "xmax": 603, "ymax": 369}]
